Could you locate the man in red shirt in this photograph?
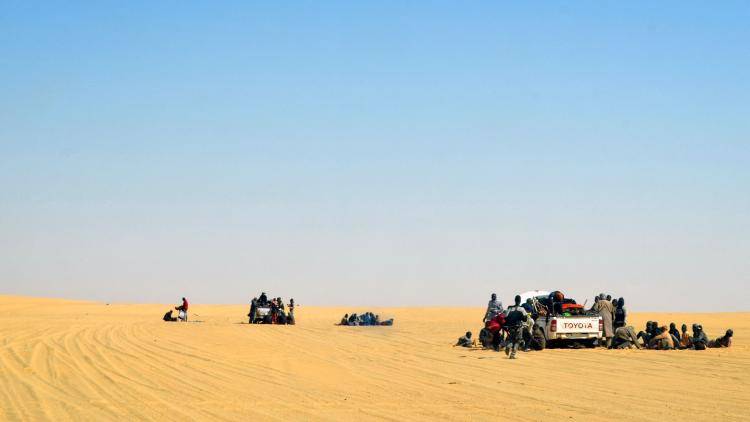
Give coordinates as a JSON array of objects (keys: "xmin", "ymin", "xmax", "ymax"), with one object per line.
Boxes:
[{"xmin": 176, "ymin": 297, "xmax": 189, "ymax": 322}]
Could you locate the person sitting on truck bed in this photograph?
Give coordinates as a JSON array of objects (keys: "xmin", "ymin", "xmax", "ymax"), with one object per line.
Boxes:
[
  {"xmin": 614, "ymin": 298, "xmax": 626, "ymax": 329},
  {"xmin": 484, "ymin": 293, "xmax": 503, "ymax": 322},
  {"xmin": 548, "ymin": 291, "xmax": 564, "ymax": 316},
  {"xmin": 455, "ymin": 331, "xmax": 473, "ymax": 347},
  {"xmin": 708, "ymin": 329, "xmax": 733, "ymax": 348},
  {"xmin": 612, "ymin": 326, "xmax": 641, "ymax": 349},
  {"xmin": 258, "ymin": 292, "xmax": 268, "ymax": 306}
]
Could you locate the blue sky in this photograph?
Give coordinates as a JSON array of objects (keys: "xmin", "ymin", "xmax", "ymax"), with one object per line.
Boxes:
[{"xmin": 1, "ymin": 2, "xmax": 748, "ymax": 310}]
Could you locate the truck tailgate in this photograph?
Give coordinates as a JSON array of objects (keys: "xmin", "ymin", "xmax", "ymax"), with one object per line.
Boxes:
[{"xmin": 555, "ymin": 317, "xmax": 600, "ymax": 333}]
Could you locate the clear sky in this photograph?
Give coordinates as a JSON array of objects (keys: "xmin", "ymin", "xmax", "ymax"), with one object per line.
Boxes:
[{"xmin": 1, "ymin": 2, "xmax": 748, "ymax": 311}]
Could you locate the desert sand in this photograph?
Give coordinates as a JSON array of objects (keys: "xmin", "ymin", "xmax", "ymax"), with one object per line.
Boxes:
[{"xmin": 0, "ymin": 295, "xmax": 747, "ymax": 421}]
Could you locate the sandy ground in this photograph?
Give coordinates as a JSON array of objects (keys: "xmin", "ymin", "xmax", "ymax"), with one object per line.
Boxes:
[{"xmin": 0, "ymin": 296, "xmax": 747, "ymax": 421}]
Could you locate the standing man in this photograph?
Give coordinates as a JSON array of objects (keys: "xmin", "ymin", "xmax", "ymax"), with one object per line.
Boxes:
[
  {"xmin": 592, "ymin": 294, "xmax": 614, "ymax": 347},
  {"xmin": 484, "ymin": 293, "xmax": 504, "ymax": 322},
  {"xmin": 248, "ymin": 298, "xmax": 258, "ymax": 323},
  {"xmin": 503, "ymin": 296, "xmax": 528, "ymax": 359}
]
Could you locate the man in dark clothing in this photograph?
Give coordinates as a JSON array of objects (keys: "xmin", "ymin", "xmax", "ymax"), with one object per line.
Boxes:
[
  {"xmin": 248, "ymin": 298, "xmax": 258, "ymax": 323},
  {"xmin": 692, "ymin": 324, "xmax": 709, "ymax": 350},
  {"xmin": 614, "ymin": 298, "xmax": 626, "ymax": 329},
  {"xmin": 708, "ymin": 329, "xmax": 733, "ymax": 348},
  {"xmin": 258, "ymin": 292, "xmax": 268, "ymax": 306},
  {"xmin": 504, "ymin": 297, "xmax": 528, "ymax": 359},
  {"xmin": 637, "ymin": 321, "xmax": 654, "ymax": 345},
  {"xmin": 163, "ymin": 310, "xmax": 177, "ymax": 322},
  {"xmin": 479, "ymin": 327, "xmax": 493, "ymax": 349},
  {"xmin": 522, "ymin": 298, "xmax": 534, "ymax": 314},
  {"xmin": 528, "ymin": 324, "xmax": 546, "ymax": 351},
  {"xmin": 669, "ymin": 323, "xmax": 681, "ymax": 345}
]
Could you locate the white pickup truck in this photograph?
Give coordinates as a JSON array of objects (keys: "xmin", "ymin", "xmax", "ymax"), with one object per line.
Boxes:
[{"xmin": 535, "ymin": 314, "xmax": 603, "ymax": 347}]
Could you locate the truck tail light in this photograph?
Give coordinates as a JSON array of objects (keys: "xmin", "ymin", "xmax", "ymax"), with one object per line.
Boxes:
[
  {"xmin": 598, "ymin": 319, "xmax": 603, "ymax": 332},
  {"xmin": 551, "ymin": 319, "xmax": 557, "ymax": 332}
]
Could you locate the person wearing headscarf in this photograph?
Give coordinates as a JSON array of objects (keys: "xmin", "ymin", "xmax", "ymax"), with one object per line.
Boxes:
[
  {"xmin": 612, "ymin": 326, "xmax": 642, "ymax": 349},
  {"xmin": 668, "ymin": 323, "xmax": 681, "ymax": 345},
  {"xmin": 649, "ymin": 326, "xmax": 675, "ymax": 349},
  {"xmin": 614, "ymin": 298, "xmax": 626, "ymax": 329},
  {"xmin": 248, "ymin": 297, "xmax": 258, "ymax": 323},
  {"xmin": 528, "ymin": 324, "xmax": 547, "ymax": 351},
  {"xmin": 691, "ymin": 324, "xmax": 709, "ymax": 350},
  {"xmin": 484, "ymin": 293, "xmax": 504, "ymax": 322},
  {"xmin": 708, "ymin": 329, "xmax": 733, "ymax": 348},
  {"xmin": 592, "ymin": 294, "xmax": 615, "ymax": 347}
]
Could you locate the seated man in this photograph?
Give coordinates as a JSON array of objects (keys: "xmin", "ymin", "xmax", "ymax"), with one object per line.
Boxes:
[
  {"xmin": 637, "ymin": 321, "xmax": 654, "ymax": 345},
  {"xmin": 528, "ymin": 324, "xmax": 546, "ymax": 351},
  {"xmin": 648, "ymin": 326, "xmax": 674, "ymax": 350},
  {"xmin": 708, "ymin": 329, "xmax": 733, "ymax": 348},
  {"xmin": 163, "ymin": 310, "xmax": 177, "ymax": 322},
  {"xmin": 340, "ymin": 314, "xmax": 349, "ymax": 325},
  {"xmin": 478, "ymin": 327, "xmax": 493, "ymax": 349},
  {"xmin": 455, "ymin": 331, "xmax": 474, "ymax": 347},
  {"xmin": 680, "ymin": 324, "xmax": 692, "ymax": 349},
  {"xmin": 692, "ymin": 324, "xmax": 709, "ymax": 350},
  {"xmin": 612, "ymin": 326, "xmax": 642, "ymax": 349}
]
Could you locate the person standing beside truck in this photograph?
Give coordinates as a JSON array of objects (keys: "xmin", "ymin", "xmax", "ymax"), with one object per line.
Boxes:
[
  {"xmin": 592, "ymin": 294, "xmax": 614, "ymax": 347},
  {"xmin": 614, "ymin": 298, "xmax": 626, "ymax": 329}
]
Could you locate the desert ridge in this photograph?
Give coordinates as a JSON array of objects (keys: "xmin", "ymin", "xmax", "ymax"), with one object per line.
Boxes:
[{"xmin": 0, "ymin": 295, "xmax": 747, "ymax": 421}]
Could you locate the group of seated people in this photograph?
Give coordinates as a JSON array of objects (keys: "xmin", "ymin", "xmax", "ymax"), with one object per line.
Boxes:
[
  {"xmin": 610, "ymin": 321, "xmax": 734, "ymax": 350},
  {"xmin": 248, "ymin": 292, "xmax": 295, "ymax": 325},
  {"xmin": 337, "ymin": 312, "xmax": 393, "ymax": 326}
]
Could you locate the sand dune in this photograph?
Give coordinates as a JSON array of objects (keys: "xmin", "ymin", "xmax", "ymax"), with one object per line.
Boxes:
[{"xmin": 0, "ymin": 295, "xmax": 747, "ymax": 421}]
